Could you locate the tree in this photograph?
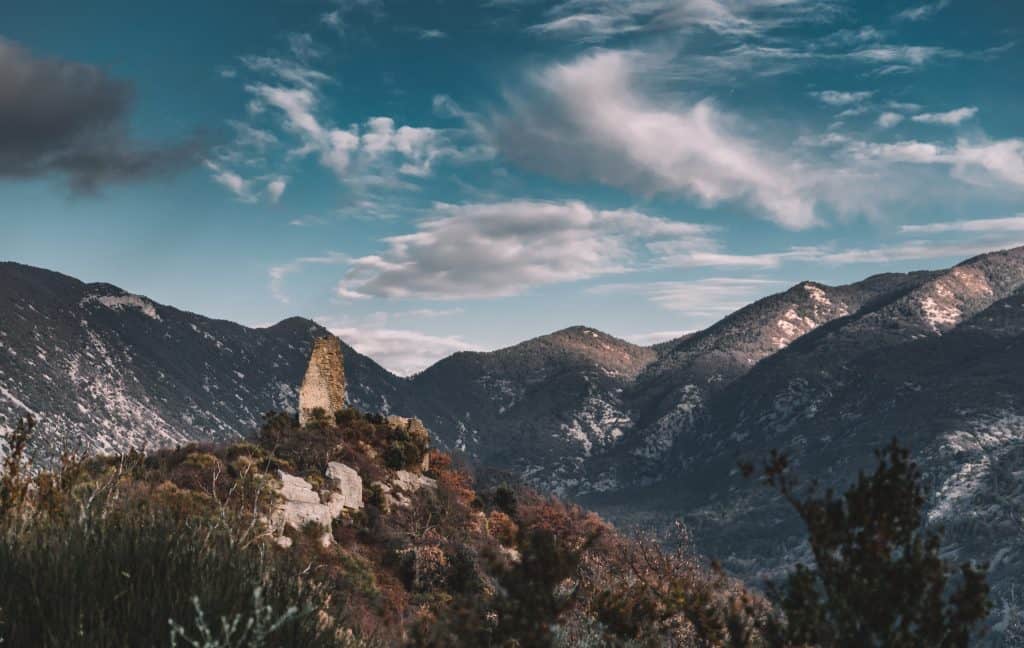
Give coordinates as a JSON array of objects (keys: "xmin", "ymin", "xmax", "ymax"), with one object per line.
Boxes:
[{"xmin": 742, "ymin": 440, "xmax": 990, "ymax": 647}]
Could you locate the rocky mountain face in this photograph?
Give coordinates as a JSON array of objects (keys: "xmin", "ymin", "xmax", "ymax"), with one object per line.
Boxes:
[
  {"xmin": 0, "ymin": 262, "xmax": 409, "ymax": 460},
  {"xmin": 583, "ymin": 247, "xmax": 1024, "ymax": 637},
  {"xmin": 4, "ymin": 248, "xmax": 1024, "ymax": 636},
  {"xmin": 405, "ymin": 326, "xmax": 657, "ymax": 493}
]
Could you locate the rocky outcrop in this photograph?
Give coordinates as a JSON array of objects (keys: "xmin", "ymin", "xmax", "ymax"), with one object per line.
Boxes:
[
  {"xmin": 326, "ymin": 461, "xmax": 363, "ymax": 511},
  {"xmin": 299, "ymin": 336, "xmax": 347, "ymax": 426},
  {"xmin": 394, "ymin": 469, "xmax": 437, "ymax": 493},
  {"xmin": 272, "ymin": 462, "xmax": 363, "ymax": 541},
  {"xmin": 373, "ymin": 469, "xmax": 437, "ymax": 511}
]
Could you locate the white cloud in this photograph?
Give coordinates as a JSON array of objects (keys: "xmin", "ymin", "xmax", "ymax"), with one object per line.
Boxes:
[
  {"xmin": 269, "ymin": 252, "xmax": 348, "ymax": 303},
  {"xmin": 418, "ymin": 29, "xmax": 447, "ymax": 39},
  {"xmin": 494, "ymin": 50, "xmax": 817, "ymax": 229},
  {"xmin": 329, "ymin": 326, "xmax": 481, "ymax": 376},
  {"xmin": 227, "ymin": 120, "xmax": 278, "ymax": 151},
  {"xmin": 531, "ymin": 0, "xmax": 836, "ymax": 40},
  {"xmin": 911, "ymin": 106, "xmax": 978, "ymax": 125},
  {"xmin": 848, "ymin": 45, "xmax": 952, "ymax": 67},
  {"xmin": 205, "ymin": 161, "xmax": 289, "ymax": 204},
  {"xmin": 239, "ymin": 56, "xmax": 329, "ymax": 90},
  {"xmin": 591, "ymin": 278, "xmax": 785, "ymax": 316},
  {"xmin": 895, "ymin": 0, "xmax": 951, "ymax": 22},
  {"xmin": 877, "ymin": 112, "xmax": 904, "ymax": 128},
  {"xmin": 951, "ymin": 139, "xmax": 1024, "ymax": 186},
  {"xmin": 242, "ymin": 72, "xmax": 487, "ymax": 186},
  {"xmin": 640, "ymin": 238, "xmax": 1024, "ymax": 269},
  {"xmin": 901, "ymin": 215, "xmax": 1024, "ymax": 233},
  {"xmin": 817, "ymin": 239, "xmax": 1023, "ymax": 264},
  {"xmin": 811, "ymin": 90, "xmax": 874, "ymax": 106},
  {"xmin": 266, "ymin": 177, "xmax": 287, "ymax": 203},
  {"xmin": 337, "ymin": 200, "xmax": 715, "ymax": 299},
  {"xmin": 204, "ymin": 160, "xmax": 257, "ymax": 202},
  {"xmin": 322, "ymin": 10, "xmax": 343, "ymax": 30},
  {"xmin": 624, "ymin": 330, "xmax": 693, "ymax": 346},
  {"xmin": 888, "ymin": 101, "xmax": 923, "ymax": 112},
  {"xmin": 246, "ymin": 83, "xmax": 360, "ymax": 178},
  {"xmin": 846, "ymin": 137, "xmax": 1024, "ymax": 188},
  {"xmin": 287, "ymin": 33, "xmax": 322, "ymax": 61},
  {"xmin": 646, "ymin": 244, "xmax": 825, "ymax": 268},
  {"xmin": 360, "ymin": 116, "xmax": 449, "ymax": 177}
]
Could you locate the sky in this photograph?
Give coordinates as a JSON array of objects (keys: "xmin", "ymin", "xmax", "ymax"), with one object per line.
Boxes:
[{"xmin": 1, "ymin": 0, "xmax": 1023, "ymax": 375}]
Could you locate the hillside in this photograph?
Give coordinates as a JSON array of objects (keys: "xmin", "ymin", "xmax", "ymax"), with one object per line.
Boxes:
[
  {"xmin": 0, "ymin": 262, "xmax": 410, "ymax": 460},
  {"xmin": 0, "ymin": 405, "xmax": 772, "ymax": 646},
  {"xmin": 585, "ymin": 247, "xmax": 1024, "ymax": 637}
]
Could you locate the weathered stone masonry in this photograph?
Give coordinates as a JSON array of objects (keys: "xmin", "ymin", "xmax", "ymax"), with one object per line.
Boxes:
[{"xmin": 298, "ymin": 336, "xmax": 347, "ymax": 425}]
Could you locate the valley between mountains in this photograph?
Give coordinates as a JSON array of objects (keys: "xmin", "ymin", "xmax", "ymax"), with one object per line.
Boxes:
[{"xmin": 3, "ymin": 246, "xmax": 1024, "ymax": 632}]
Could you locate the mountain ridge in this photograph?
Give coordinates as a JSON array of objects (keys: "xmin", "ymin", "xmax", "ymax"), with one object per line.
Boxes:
[{"xmin": 5, "ymin": 248, "xmax": 1024, "ymax": 636}]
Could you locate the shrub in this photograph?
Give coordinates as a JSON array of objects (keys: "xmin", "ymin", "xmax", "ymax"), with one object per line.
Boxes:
[
  {"xmin": 0, "ymin": 415, "xmax": 34, "ymax": 517},
  {"xmin": 0, "ymin": 510, "xmax": 332, "ymax": 647},
  {"xmin": 743, "ymin": 439, "xmax": 991, "ymax": 647}
]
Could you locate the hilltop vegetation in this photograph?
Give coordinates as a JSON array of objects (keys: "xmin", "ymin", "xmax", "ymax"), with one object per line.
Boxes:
[
  {"xmin": 0, "ymin": 400, "xmax": 995, "ymax": 646},
  {"xmin": 0, "ymin": 410, "xmax": 773, "ymax": 647}
]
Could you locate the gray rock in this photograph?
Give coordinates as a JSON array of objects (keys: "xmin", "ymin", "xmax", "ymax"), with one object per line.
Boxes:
[
  {"xmin": 277, "ymin": 471, "xmax": 320, "ymax": 504},
  {"xmin": 272, "ymin": 468, "xmax": 361, "ymax": 535},
  {"xmin": 394, "ymin": 469, "xmax": 437, "ymax": 494},
  {"xmin": 326, "ymin": 461, "xmax": 363, "ymax": 511}
]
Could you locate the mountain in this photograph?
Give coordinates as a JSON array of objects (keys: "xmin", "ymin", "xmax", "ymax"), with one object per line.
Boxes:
[
  {"xmin": 582, "ymin": 247, "xmax": 1024, "ymax": 634},
  {"xmin": 0, "ymin": 262, "xmax": 409, "ymax": 459},
  {"xmin": 406, "ymin": 326, "xmax": 657, "ymax": 492},
  {"xmin": 4, "ymin": 248, "xmax": 1024, "ymax": 635}
]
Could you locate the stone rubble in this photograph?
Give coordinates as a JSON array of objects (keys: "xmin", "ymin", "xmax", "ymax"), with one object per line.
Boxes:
[{"xmin": 272, "ymin": 462, "xmax": 364, "ymax": 542}]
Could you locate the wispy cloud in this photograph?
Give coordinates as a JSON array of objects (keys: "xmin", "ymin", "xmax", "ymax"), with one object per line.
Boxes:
[
  {"xmin": 911, "ymin": 106, "xmax": 978, "ymax": 125},
  {"xmin": 493, "ymin": 50, "xmax": 818, "ymax": 228},
  {"xmin": 337, "ymin": 199, "xmax": 715, "ymax": 300},
  {"xmin": 846, "ymin": 137, "xmax": 1024, "ymax": 188},
  {"xmin": 624, "ymin": 330, "xmax": 694, "ymax": 346},
  {"xmin": 901, "ymin": 215, "xmax": 1024, "ymax": 233},
  {"xmin": 530, "ymin": 0, "xmax": 839, "ymax": 41},
  {"xmin": 287, "ymin": 33, "xmax": 323, "ymax": 61},
  {"xmin": 895, "ymin": 0, "xmax": 952, "ymax": 22},
  {"xmin": 811, "ymin": 90, "xmax": 874, "ymax": 106},
  {"xmin": 591, "ymin": 278, "xmax": 785, "ymax": 316},
  {"xmin": 817, "ymin": 239, "xmax": 1023, "ymax": 264},
  {"xmin": 205, "ymin": 160, "xmax": 257, "ymax": 202},
  {"xmin": 269, "ymin": 251, "xmax": 348, "ymax": 303}
]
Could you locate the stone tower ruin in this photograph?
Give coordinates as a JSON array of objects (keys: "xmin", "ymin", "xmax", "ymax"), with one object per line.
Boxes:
[{"xmin": 298, "ymin": 336, "xmax": 347, "ymax": 425}]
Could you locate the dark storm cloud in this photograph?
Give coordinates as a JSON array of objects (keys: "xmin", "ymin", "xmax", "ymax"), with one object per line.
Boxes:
[{"xmin": 0, "ymin": 38, "xmax": 203, "ymax": 192}]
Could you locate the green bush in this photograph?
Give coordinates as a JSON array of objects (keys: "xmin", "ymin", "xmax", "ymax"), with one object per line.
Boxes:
[{"xmin": 744, "ymin": 440, "xmax": 991, "ymax": 647}]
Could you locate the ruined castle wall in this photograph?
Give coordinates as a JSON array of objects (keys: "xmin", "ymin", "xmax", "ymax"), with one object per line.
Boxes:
[{"xmin": 298, "ymin": 336, "xmax": 347, "ymax": 425}]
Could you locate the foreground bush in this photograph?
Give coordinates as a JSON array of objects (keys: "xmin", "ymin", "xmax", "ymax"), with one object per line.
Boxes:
[
  {"xmin": 744, "ymin": 440, "xmax": 991, "ymax": 647},
  {"xmin": 0, "ymin": 490, "xmax": 331, "ymax": 646}
]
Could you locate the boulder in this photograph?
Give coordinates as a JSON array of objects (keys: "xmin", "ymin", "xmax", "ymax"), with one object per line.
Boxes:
[
  {"xmin": 273, "ymin": 471, "xmax": 334, "ymax": 531},
  {"xmin": 372, "ymin": 480, "xmax": 411, "ymax": 511},
  {"xmin": 394, "ymin": 469, "xmax": 437, "ymax": 494},
  {"xmin": 272, "ymin": 465, "xmax": 363, "ymax": 539},
  {"xmin": 326, "ymin": 461, "xmax": 363, "ymax": 511}
]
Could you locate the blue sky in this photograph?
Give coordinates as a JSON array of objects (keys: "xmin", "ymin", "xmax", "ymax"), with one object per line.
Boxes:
[{"xmin": 2, "ymin": 0, "xmax": 1023, "ymax": 374}]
